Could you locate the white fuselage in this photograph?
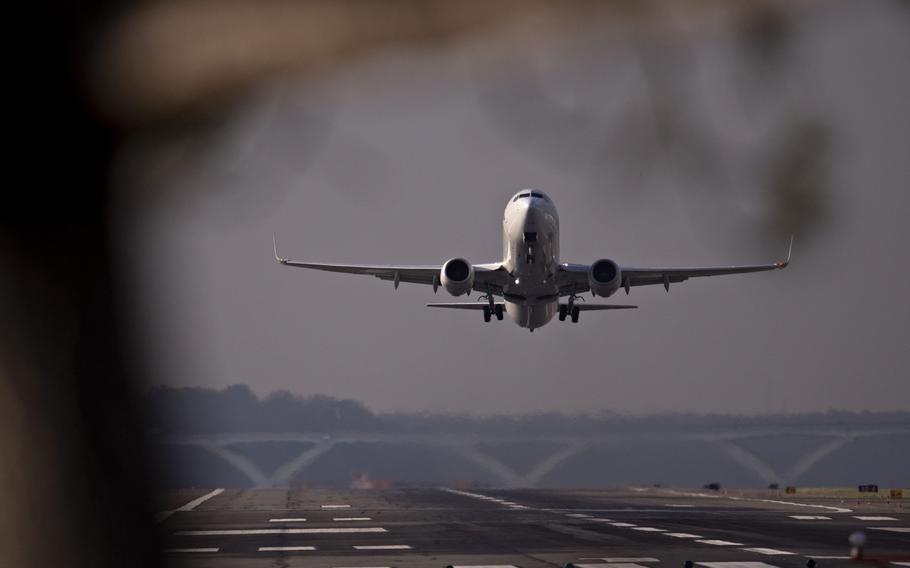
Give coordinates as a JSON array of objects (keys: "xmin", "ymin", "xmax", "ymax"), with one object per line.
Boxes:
[{"xmin": 500, "ymin": 190, "xmax": 560, "ymax": 330}]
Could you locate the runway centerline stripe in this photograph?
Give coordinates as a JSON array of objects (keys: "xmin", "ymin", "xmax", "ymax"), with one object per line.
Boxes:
[
  {"xmin": 175, "ymin": 527, "xmax": 387, "ymax": 536},
  {"xmin": 164, "ymin": 548, "xmax": 219, "ymax": 553},
  {"xmin": 696, "ymin": 539, "xmax": 745, "ymax": 546},
  {"xmin": 322, "ymin": 504, "xmax": 352, "ymax": 509},
  {"xmin": 632, "ymin": 527, "xmax": 665, "ymax": 532},
  {"xmin": 258, "ymin": 546, "xmax": 316, "ymax": 552},
  {"xmin": 664, "ymin": 533, "xmax": 702, "ymax": 538},
  {"xmin": 155, "ymin": 488, "xmax": 225, "ymax": 523},
  {"xmin": 854, "ymin": 516, "xmax": 898, "ymax": 520},
  {"xmin": 789, "ymin": 515, "xmax": 830, "ymax": 520},
  {"xmin": 334, "ymin": 517, "xmax": 372, "ymax": 521},
  {"xmin": 742, "ymin": 548, "xmax": 795, "ymax": 555},
  {"xmin": 609, "ymin": 522, "xmax": 637, "ymax": 527},
  {"xmin": 353, "ymin": 545, "xmax": 412, "ymax": 550},
  {"xmin": 269, "ymin": 518, "xmax": 307, "ymax": 522}
]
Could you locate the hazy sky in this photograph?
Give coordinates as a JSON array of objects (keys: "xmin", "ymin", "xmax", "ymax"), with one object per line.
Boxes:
[{"xmin": 121, "ymin": 1, "xmax": 910, "ymax": 415}]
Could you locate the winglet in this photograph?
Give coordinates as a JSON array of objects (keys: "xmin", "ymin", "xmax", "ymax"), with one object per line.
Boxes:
[
  {"xmin": 777, "ymin": 235, "xmax": 794, "ymax": 269},
  {"xmin": 273, "ymin": 233, "xmax": 286, "ymax": 264}
]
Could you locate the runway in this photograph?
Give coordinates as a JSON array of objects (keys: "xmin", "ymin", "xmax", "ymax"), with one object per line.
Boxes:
[{"xmin": 158, "ymin": 487, "xmax": 909, "ymax": 567}]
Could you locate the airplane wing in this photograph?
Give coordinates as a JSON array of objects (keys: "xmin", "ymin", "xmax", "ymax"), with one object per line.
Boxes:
[
  {"xmin": 426, "ymin": 302, "xmax": 505, "ymax": 310},
  {"xmin": 557, "ymin": 237, "xmax": 792, "ymax": 295},
  {"xmin": 274, "ymin": 236, "xmax": 507, "ymax": 292}
]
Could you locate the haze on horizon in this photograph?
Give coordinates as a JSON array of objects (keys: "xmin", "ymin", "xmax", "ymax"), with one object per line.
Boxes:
[{"xmin": 118, "ymin": 1, "xmax": 910, "ymax": 416}]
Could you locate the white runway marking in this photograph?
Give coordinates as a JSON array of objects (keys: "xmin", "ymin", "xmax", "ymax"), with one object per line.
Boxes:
[
  {"xmin": 664, "ymin": 533, "xmax": 702, "ymax": 538},
  {"xmin": 447, "ymin": 565, "xmax": 522, "ymax": 568},
  {"xmin": 727, "ymin": 496, "xmax": 852, "ymax": 513},
  {"xmin": 854, "ymin": 515, "xmax": 898, "ymax": 521},
  {"xmin": 665, "ymin": 504, "xmax": 693, "ymax": 508},
  {"xmin": 632, "ymin": 527, "xmax": 665, "ymax": 532},
  {"xmin": 269, "ymin": 518, "xmax": 307, "ymax": 522},
  {"xmin": 807, "ymin": 557, "xmax": 849, "ymax": 559},
  {"xmin": 258, "ymin": 546, "xmax": 316, "ymax": 552},
  {"xmin": 789, "ymin": 515, "xmax": 830, "ymax": 520},
  {"xmin": 566, "ymin": 513, "xmax": 593, "ymax": 518},
  {"xmin": 156, "ymin": 488, "xmax": 225, "ymax": 523},
  {"xmin": 609, "ymin": 522, "xmax": 637, "ymax": 527},
  {"xmin": 589, "ymin": 518, "xmax": 614, "ymax": 522},
  {"xmin": 595, "ymin": 557, "xmax": 660, "ymax": 562},
  {"xmin": 572, "ymin": 564, "xmax": 651, "ymax": 568},
  {"xmin": 353, "ymin": 545, "xmax": 412, "ymax": 550},
  {"xmin": 334, "ymin": 517, "xmax": 372, "ymax": 521},
  {"xmin": 696, "ymin": 539, "xmax": 744, "ymax": 546},
  {"xmin": 322, "ymin": 504, "xmax": 352, "ymax": 509},
  {"xmin": 868, "ymin": 526, "xmax": 910, "ymax": 533},
  {"xmin": 175, "ymin": 527, "xmax": 387, "ymax": 536},
  {"xmin": 742, "ymin": 548, "xmax": 795, "ymax": 555},
  {"xmin": 697, "ymin": 563, "xmax": 778, "ymax": 568},
  {"xmin": 890, "ymin": 562, "xmax": 910, "ymax": 566},
  {"xmin": 164, "ymin": 548, "xmax": 219, "ymax": 553}
]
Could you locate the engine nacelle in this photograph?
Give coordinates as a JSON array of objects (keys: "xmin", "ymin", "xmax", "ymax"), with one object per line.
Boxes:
[
  {"xmin": 588, "ymin": 259, "xmax": 621, "ymax": 297},
  {"xmin": 440, "ymin": 257, "xmax": 474, "ymax": 296}
]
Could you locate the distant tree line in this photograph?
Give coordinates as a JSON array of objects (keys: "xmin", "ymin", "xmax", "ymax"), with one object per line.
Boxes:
[{"xmin": 144, "ymin": 384, "xmax": 910, "ymax": 436}]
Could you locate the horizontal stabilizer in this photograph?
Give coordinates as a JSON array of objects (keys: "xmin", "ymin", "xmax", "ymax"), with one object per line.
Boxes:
[
  {"xmin": 570, "ymin": 303, "xmax": 637, "ymax": 311},
  {"xmin": 426, "ymin": 302, "xmax": 505, "ymax": 310}
]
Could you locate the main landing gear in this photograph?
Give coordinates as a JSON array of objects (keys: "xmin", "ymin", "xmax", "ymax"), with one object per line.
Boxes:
[
  {"xmin": 479, "ymin": 294, "xmax": 504, "ymax": 323},
  {"xmin": 558, "ymin": 295, "xmax": 583, "ymax": 323}
]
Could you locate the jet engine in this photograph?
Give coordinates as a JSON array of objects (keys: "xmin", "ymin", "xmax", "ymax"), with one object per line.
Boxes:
[
  {"xmin": 588, "ymin": 259, "xmax": 621, "ymax": 297},
  {"xmin": 440, "ymin": 257, "xmax": 474, "ymax": 296}
]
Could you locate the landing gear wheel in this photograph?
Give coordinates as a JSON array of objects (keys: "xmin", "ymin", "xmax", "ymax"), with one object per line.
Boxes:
[
  {"xmin": 483, "ymin": 306, "xmax": 492, "ymax": 323},
  {"xmin": 494, "ymin": 304, "xmax": 504, "ymax": 320},
  {"xmin": 571, "ymin": 306, "xmax": 580, "ymax": 323},
  {"xmin": 558, "ymin": 304, "xmax": 567, "ymax": 321}
]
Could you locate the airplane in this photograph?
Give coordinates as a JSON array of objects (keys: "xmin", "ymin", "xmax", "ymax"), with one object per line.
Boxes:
[{"xmin": 274, "ymin": 189, "xmax": 792, "ymax": 332}]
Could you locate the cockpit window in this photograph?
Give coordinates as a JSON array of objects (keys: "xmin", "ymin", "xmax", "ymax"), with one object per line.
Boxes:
[{"xmin": 513, "ymin": 191, "xmax": 549, "ymax": 202}]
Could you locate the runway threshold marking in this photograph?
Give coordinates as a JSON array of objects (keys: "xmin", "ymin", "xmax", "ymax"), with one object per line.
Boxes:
[
  {"xmin": 156, "ymin": 488, "xmax": 225, "ymax": 523},
  {"xmin": 164, "ymin": 548, "xmax": 219, "ymax": 553},
  {"xmin": 269, "ymin": 517, "xmax": 307, "ymax": 522},
  {"xmin": 741, "ymin": 548, "xmax": 795, "ymax": 556},
  {"xmin": 854, "ymin": 515, "xmax": 898, "ymax": 520},
  {"xmin": 696, "ymin": 539, "xmax": 745, "ymax": 546},
  {"xmin": 258, "ymin": 546, "xmax": 316, "ymax": 552},
  {"xmin": 789, "ymin": 515, "xmax": 831, "ymax": 520},
  {"xmin": 353, "ymin": 545, "xmax": 412, "ymax": 550},
  {"xmin": 175, "ymin": 527, "xmax": 388, "ymax": 536}
]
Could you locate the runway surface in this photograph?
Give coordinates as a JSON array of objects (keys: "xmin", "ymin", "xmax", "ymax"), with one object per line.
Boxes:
[{"xmin": 158, "ymin": 487, "xmax": 910, "ymax": 567}]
